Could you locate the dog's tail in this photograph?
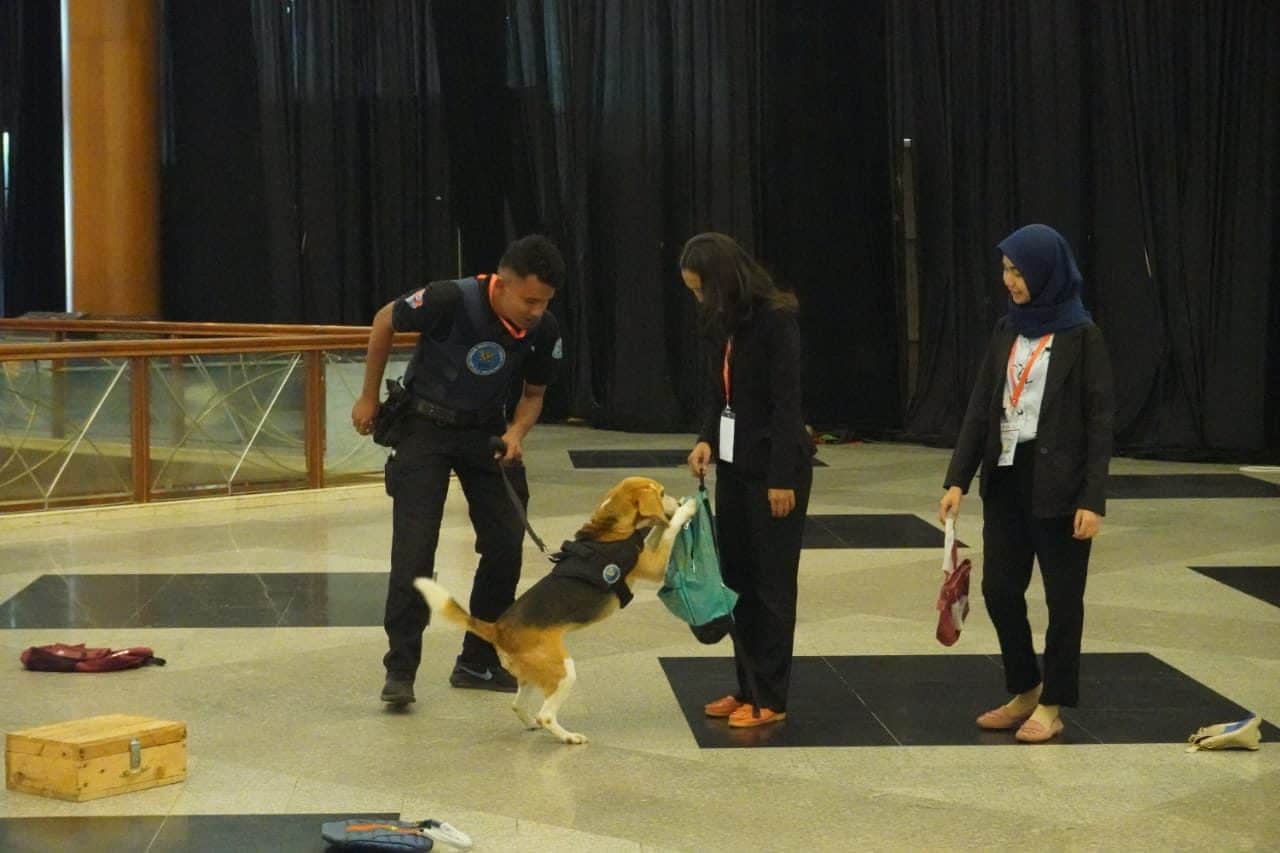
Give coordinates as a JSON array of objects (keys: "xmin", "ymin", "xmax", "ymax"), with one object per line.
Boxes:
[{"xmin": 413, "ymin": 578, "xmax": 499, "ymax": 646}]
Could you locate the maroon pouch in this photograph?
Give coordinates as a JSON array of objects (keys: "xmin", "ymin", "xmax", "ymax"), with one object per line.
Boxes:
[
  {"xmin": 935, "ymin": 519, "xmax": 972, "ymax": 647},
  {"xmin": 21, "ymin": 643, "xmax": 165, "ymax": 672}
]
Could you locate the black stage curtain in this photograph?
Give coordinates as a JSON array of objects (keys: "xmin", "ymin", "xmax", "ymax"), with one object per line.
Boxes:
[
  {"xmin": 0, "ymin": 0, "xmax": 64, "ymax": 317},
  {"xmin": 891, "ymin": 0, "xmax": 1280, "ymax": 457},
  {"xmin": 163, "ymin": 0, "xmax": 453, "ymax": 323},
  {"xmin": 505, "ymin": 0, "xmax": 766, "ymax": 430},
  {"xmin": 505, "ymin": 0, "xmax": 896, "ymax": 432},
  {"xmin": 762, "ymin": 0, "xmax": 896, "ymax": 435}
]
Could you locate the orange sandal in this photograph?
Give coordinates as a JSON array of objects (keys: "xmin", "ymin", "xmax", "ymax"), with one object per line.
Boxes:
[
  {"xmin": 728, "ymin": 704, "xmax": 787, "ymax": 728},
  {"xmin": 704, "ymin": 695, "xmax": 746, "ymax": 718}
]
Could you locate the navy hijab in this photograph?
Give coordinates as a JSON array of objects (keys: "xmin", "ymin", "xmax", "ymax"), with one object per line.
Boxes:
[{"xmin": 997, "ymin": 224, "xmax": 1092, "ymax": 337}]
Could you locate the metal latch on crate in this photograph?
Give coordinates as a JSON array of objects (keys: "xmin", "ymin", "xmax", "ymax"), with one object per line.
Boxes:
[{"xmin": 122, "ymin": 737, "xmax": 143, "ymax": 776}]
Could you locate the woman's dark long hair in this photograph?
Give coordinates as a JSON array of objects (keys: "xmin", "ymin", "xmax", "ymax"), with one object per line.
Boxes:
[{"xmin": 679, "ymin": 232, "xmax": 797, "ymax": 339}]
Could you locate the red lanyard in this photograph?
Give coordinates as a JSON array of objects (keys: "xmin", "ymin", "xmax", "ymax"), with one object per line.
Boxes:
[
  {"xmin": 483, "ymin": 274, "xmax": 526, "ymax": 339},
  {"xmin": 722, "ymin": 338, "xmax": 733, "ymax": 407},
  {"xmin": 1006, "ymin": 334, "xmax": 1052, "ymax": 409}
]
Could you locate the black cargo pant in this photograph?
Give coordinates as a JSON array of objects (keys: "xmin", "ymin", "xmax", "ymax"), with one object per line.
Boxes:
[
  {"xmin": 981, "ymin": 441, "xmax": 1092, "ymax": 707},
  {"xmin": 715, "ymin": 461, "xmax": 812, "ymax": 712},
  {"xmin": 382, "ymin": 413, "xmax": 528, "ymax": 680}
]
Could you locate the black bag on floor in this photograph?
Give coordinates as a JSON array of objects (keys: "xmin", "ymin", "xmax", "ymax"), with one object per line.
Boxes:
[
  {"xmin": 321, "ymin": 819, "xmax": 432, "ymax": 851},
  {"xmin": 371, "ymin": 378, "xmax": 413, "ymax": 448},
  {"xmin": 322, "ymin": 817, "xmax": 472, "ymax": 851}
]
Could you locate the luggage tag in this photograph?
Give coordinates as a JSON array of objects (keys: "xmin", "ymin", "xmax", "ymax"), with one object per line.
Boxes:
[
  {"xmin": 998, "ymin": 421, "xmax": 1019, "ymax": 466},
  {"xmin": 718, "ymin": 407, "xmax": 736, "ymax": 463}
]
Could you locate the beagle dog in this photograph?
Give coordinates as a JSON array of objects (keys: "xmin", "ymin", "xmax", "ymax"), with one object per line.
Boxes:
[{"xmin": 415, "ymin": 476, "xmax": 696, "ymax": 744}]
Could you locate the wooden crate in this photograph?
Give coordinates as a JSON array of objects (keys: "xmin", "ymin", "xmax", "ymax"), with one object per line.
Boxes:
[{"xmin": 6, "ymin": 714, "xmax": 186, "ymax": 802}]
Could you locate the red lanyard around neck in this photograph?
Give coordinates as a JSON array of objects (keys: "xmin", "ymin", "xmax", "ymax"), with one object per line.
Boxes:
[
  {"xmin": 722, "ymin": 338, "xmax": 733, "ymax": 407},
  {"xmin": 484, "ymin": 274, "xmax": 526, "ymax": 340},
  {"xmin": 1006, "ymin": 334, "xmax": 1052, "ymax": 409}
]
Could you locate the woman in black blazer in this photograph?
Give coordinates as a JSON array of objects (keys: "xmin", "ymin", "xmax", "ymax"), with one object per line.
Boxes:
[
  {"xmin": 940, "ymin": 224, "xmax": 1114, "ymax": 743},
  {"xmin": 681, "ymin": 232, "xmax": 814, "ymax": 729}
]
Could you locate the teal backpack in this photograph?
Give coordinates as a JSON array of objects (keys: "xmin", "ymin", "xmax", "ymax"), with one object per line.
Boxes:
[{"xmin": 659, "ymin": 483, "xmax": 760, "ymax": 707}]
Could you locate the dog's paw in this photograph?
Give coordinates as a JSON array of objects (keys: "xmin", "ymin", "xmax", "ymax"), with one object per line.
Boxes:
[
  {"xmin": 512, "ymin": 705, "xmax": 535, "ymax": 728},
  {"xmin": 671, "ymin": 498, "xmax": 697, "ymax": 528},
  {"xmin": 560, "ymin": 731, "xmax": 588, "ymax": 745}
]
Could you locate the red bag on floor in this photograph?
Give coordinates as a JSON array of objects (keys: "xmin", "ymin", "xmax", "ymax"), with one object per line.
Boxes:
[
  {"xmin": 20, "ymin": 643, "xmax": 165, "ymax": 672},
  {"xmin": 935, "ymin": 518, "xmax": 971, "ymax": 646}
]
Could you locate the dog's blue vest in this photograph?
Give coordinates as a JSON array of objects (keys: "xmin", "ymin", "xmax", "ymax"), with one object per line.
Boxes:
[{"xmin": 549, "ymin": 530, "xmax": 650, "ymax": 608}]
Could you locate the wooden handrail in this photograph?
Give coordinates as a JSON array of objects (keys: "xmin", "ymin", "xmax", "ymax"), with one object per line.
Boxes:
[
  {"xmin": 0, "ymin": 333, "xmax": 417, "ymax": 361},
  {"xmin": 0, "ymin": 321, "xmax": 416, "ymax": 512},
  {"xmin": 0, "ymin": 317, "xmax": 379, "ymax": 337}
]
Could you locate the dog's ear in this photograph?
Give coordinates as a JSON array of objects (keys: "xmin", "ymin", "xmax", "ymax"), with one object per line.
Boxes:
[{"xmin": 635, "ymin": 486, "xmax": 667, "ymax": 522}]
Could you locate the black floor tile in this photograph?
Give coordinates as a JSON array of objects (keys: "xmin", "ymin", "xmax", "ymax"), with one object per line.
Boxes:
[
  {"xmin": 0, "ymin": 813, "xmax": 398, "ymax": 853},
  {"xmin": 156, "ymin": 812, "xmax": 399, "ymax": 853},
  {"xmin": 1109, "ymin": 473, "xmax": 1280, "ymax": 499},
  {"xmin": 0, "ymin": 573, "xmax": 386, "ymax": 629},
  {"xmin": 1190, "ymin": 565, "xmax": 1280, "ymax": 609},
  {"xmin": 803, "ymin": 515, "xmax": 962, "ymax": 549},
  {"xmin": 0, "ymin": 816, "xmax": 164, "ymax": 853},
  {"xmin": 660, "ymin": 656, "xmax": 896, "ymax": 748},
  {"xmin": 568, "ymin": 449, "xmax": 825, "ymax": 469},
  {"xmin": 661, "ymin": 653, "xmax": 1278, "ymax": 747}
]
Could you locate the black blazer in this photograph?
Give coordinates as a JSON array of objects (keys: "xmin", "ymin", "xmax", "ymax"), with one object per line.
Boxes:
[
  {"xmin": 698, "ymin": 306, "xmax": 814, "ymax": 488},
  {"xmin": 944, "ymin": 317, "xmax": 1114, "ymax": 517}
]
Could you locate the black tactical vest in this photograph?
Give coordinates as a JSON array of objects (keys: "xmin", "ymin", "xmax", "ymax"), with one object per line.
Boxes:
[
  {"xmin": 406, "ymin": 276, "xmax": 535, "ymax": 415},
  {"xmin": 548, "ymin": 530, "xmax": 651, "ymax": 608}
]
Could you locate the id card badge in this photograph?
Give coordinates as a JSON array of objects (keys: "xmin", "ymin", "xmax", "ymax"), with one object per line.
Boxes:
[
  {"xmin": 718, "ymin": 407, "xmax": 736, "ymax": 463},
  {"xmin": 998, "ymin": 422, "xmax": 1020, "ymax": 467}
]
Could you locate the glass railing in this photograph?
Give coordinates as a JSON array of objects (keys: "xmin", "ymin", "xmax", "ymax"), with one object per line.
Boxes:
[{"xmin": 0, "ymin": 319, "xmax": 416, "ymax": 511}]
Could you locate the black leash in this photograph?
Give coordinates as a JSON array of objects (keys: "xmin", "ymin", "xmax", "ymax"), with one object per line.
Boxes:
[{"xmin": 488, "ymin": 437, "xmax": 546, "ymax": 552}]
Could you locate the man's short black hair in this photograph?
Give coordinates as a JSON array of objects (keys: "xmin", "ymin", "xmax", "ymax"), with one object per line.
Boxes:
[{"xmin": 499, "ymin": 235, "xmax": 566, "ymax": 289}]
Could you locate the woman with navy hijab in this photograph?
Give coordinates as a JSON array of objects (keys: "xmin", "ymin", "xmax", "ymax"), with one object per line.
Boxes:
[{"xmin": 939, "ymin": 224, "xmax": 1114, "ymax": 743}]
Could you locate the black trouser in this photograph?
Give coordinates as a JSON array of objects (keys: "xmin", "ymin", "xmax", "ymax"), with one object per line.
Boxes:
[
  {"xmin": 382, "ymin": 414, "xmax": 528, "ymax": 679},
  {"xmin": 981, "ymin": 441, "xmax": 1091, "ymax": 707},
  {"xmin": 715, "ymin": 461, "xmax": 812, "ymax": 712}
]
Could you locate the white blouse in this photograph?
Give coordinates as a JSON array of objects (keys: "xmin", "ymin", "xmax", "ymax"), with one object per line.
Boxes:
[{"xmin": 1002, "ymin": 333, "xmax": 1053, "ymax": 442}]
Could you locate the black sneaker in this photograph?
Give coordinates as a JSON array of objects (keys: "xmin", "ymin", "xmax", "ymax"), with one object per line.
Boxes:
[
  {"xmin": 449, "ymin": 662, "xmax": 517, "ymax": 693},
  {"xmin": 380, "ymin": 675, "xmax": 416, "ymax": 705}
]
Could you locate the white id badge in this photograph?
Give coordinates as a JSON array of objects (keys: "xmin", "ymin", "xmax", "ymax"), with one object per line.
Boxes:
[
  {"xmin": 718, "ymin": 407, "xmax": 736, "ymax": 463},
  {"xmin": 998, "ymin": 422, "xmax": 1020, "ymax": 466}
]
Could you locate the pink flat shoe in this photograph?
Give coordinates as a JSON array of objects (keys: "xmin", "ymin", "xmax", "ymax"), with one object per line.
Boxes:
[
  {"xmin": 976, "ymin": 705, "xmax": 1032, "ymax": 730},
  {"xmin": 1015, "ymin": 716, "xmax": 1064, "ymax": 743}
]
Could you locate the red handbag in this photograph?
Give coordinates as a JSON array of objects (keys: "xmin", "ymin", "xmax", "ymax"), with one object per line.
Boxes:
[
  {"xmin": 20, "ymin": 643, "xmax": 165, "ymax": 672},
  {"xmin": 935, "ymin": 517, "xmax": 971, "ymax": 646}
]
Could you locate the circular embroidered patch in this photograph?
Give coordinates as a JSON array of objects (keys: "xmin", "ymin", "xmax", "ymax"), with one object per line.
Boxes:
[
  {"xmin": 466, "ymin": 342, "xmax": 506, "ymax": 376},
  {"xmin": 602, "ymin": 563, "xmax": 621, "ymax": 584}
]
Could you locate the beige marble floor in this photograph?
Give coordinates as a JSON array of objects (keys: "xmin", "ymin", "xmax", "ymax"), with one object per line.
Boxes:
[{"xmin": 1, "ymin": 425, "xmax": 1278, "ymax": 851}]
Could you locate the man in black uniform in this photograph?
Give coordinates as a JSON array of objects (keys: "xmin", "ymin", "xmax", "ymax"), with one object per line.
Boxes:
[{"xmin": 351, "ymin": 235, "xmax": 565, "ymax": 705}]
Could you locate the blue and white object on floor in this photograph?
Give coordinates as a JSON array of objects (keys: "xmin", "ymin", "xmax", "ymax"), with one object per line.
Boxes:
[{"xmin": 1186, "ymin": 714, "xmax": 1262, "ymax": 752}]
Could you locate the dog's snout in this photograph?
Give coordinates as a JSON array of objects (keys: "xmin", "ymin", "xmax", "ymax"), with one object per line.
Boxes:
[{"xmin": 662, "ymin": 494, "xmax": 679, "ymax": 517}]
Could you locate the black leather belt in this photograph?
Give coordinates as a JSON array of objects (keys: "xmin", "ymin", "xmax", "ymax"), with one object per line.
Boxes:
[{"xmin": 409, "ymin": 396, "xmax": 502, "ymax": 428}]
